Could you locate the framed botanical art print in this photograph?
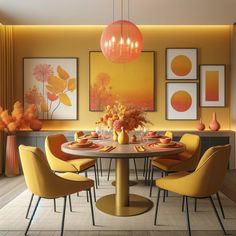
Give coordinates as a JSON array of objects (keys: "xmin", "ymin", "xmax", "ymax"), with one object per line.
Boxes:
[
  {"xmin": 89, "ymin": 51, "xmax": 155, "ymax": 111},
  {"xmin": 200, "ymin": 64, "xmax": 225, "ymax": 107},
  {"xmin": 166, "ymin": 48, "xmax": 198, "ymax": 80},
  {"xmin": 166, "ymin": 82, "xmax": 197, "ymax": 120},
  {"xmin": 24, "ymin": 57, "xmax": 78, "ymax": 120}
]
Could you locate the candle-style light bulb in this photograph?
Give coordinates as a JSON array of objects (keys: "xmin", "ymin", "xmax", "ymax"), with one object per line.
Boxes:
[
  {"xmin": 111, "ymin": 36, "xmax": 116, "ymax": 43},
  {"xmin": 131, "ymin": 42, "xmax": 134, "ymax": 49},
  {"xmin": 126, "ymin": 37, "xmax": 131, "ymax": 45},
  {"xmin": 135, "ymin": 41, "xmax": 139, "ymax": 48},
  {"xmin": 120, "ymin": 37, "xmax": 124, "ymax": 45}
]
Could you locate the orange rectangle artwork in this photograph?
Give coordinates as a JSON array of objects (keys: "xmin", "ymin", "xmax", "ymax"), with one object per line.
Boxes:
[{"xmin": 205, "ymin": 71, "xmax": 219, "ymax": 101}]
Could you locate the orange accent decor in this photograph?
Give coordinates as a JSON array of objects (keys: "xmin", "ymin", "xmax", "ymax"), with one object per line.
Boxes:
[
  {"xmin": 5, "ymin": 135, "xmax": 19, "ymax": 177},
  {"xmin": 171, "ymin": 91, "xmax": 192, "ymax": 112},
  {"xmin": 205, "ymin": 71, "xmax": 219, "ymax": 101},
  {"xmin": 171, "ymin": 55, "xmax": 192, "ymax": 76}
]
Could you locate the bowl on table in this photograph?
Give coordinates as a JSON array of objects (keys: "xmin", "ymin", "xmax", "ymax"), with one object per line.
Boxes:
[{"xmin": 159, "ymin": 137, "xmax": 171, "ymax": 144}]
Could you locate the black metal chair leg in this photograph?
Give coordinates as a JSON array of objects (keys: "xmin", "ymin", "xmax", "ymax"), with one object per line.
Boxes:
[
  {"xmin": 25, "ymin": 197, "xmax": 41, "ymax": 235},
  {"xmin": 216, "ymin": 192, "xmax": 225, "ymax": 219},
  {"xmin": 154, "ymin": 188, "xmax": 161, "ymax": 225},
  {"xmin": 185, "ymin": 196, "xmax": 191, "ymax": 236},
  {"xmin": 143, "ymin": 157, "xmax": 147, "ymax": 177},
  {"xmin": 88, "ymin": 189, "xmax": 95, "ymax": 226},
  {"xmin": 77, "ymin": 192, "xmax": 79, "ymax": 197},
  {"xmin": 84, "ymin": 171, "xmax": 89, "ymax": 202},
  {"xmin": 61, "ymin": 196, "xmax": 67, "ymax": 236},
  {"xmin": 149, "ymin": 166, "xmax": 154, "ymax": 197},
  {"xmin": 93, "ymin": 186, "xmax": 96, "ymax": 202},
  {"xmin": 95, "ymin": 161, "xmax": 100, "ymax": 186},
  {"xmin": 99, "ymin": 158, "xmax": 103, "ymax": 176},
  {"xmin": 107, "ymin": 158, "xmax": 112, "ymax": 181},
  {"xmin": 194, "ymin": 198, "xmax": 197, "ymax": 212},
  {"xmin": 182, "ymin": 196, "xmax": 185, "ymax": 212},
  {"xmin": 163, "ymin": 190, "xmax": 166, "ymax": 202},
  {"xmin": 144, "ymin": 158, "xmax": 148, "ymax": 184},
  {"xmin": 133, "ymin": 158, "xmax": 138, "ymax": 181},
  {"xmin": 147, "ymin": 159, "xmax": 151, "ymax": 185},
  {"xmin": 165, "ymin": 172, "xmax": 169, "ymax": 197},
  {"xmin": 53, "ymin": 198, "xmax": 57, "ymax": 212},
  {"xmin": 25, "ymin": 193, "xmax": 34, "ymax": 219},
  {"xmin": 68, "ymin": 195, "xmax": 72, "ymax": 212},
  {"xmin": 94, "ymin": 166, "xmax": 98, "ymax": 189},
  {"xmin": 209, "ymin": 196, "xmax": 227, "ymax": 235}
]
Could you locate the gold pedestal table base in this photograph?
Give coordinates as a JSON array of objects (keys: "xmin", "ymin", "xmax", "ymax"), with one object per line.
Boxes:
[
  {"xmin": 96, "ymin": 193, "xmax": 153, "ymax": 216},
  {"xmin": 96, "ymin": 158, "xmax": 153, "ymax": 216}
]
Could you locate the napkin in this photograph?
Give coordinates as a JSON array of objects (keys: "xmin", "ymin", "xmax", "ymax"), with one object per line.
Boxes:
[
  {"xmin": 99, "ymin": 146, "xmax": 116, "ymax": 152},
  {"xmin": 134, "ymin": 145, "xmax": 146, "ymax": 152}
]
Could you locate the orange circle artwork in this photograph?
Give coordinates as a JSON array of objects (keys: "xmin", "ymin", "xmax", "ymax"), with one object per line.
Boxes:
[
  {"xmin": 171, "ymin": 91, "xmax": 192, "ymax": 112},
  {"xmin": 171, "ymin": 55, "xmax": 192, "ymax": 76}
]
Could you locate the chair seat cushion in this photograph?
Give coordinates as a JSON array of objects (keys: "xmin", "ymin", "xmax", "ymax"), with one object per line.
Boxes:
[
  {"xmin": 156, "ymin": 171, "xmax": 190, "ymax": 194},
  {"xmin": 58, "ymin": 172, "xmax": 94, "ymax": 190},
  {"xmin": 152, "ymin": 158, "xmax": 183, "ymax": 171},
  {"xmin": 67, "ymin": 158, "xmax": 96, "ymax": 172}
]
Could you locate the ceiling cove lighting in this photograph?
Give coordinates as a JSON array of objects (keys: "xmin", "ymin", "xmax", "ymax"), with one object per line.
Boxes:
[{"xmin": 100, "ymin": 0, "xmax": 143, "ymax": 63}]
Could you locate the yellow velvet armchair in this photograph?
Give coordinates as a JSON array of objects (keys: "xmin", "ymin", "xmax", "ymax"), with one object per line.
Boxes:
[
  {"xmin": 19, "ymin": 145, "xmax": 95, "ymax": 236},
  {"xmin": 154, "ymin": 144, "xmax": 231, "ymax": 236},
  {"xmin": 149, "ymin": 133, "xmax": 201, "ymax": 197}
]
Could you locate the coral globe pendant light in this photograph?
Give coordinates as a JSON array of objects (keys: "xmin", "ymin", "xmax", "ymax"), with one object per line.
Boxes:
[{"xmin": 100, "ymin": 0, "xmax": 143, "ymax": 63}]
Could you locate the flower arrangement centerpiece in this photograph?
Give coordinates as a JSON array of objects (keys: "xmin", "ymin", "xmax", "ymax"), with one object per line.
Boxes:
[{"xmin": 97, "ymin": 102, "xmax": 151, "ymax": 144}]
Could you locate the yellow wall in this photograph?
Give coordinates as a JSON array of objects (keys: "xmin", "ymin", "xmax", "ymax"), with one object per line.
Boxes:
[{"xmin": 13, "ymin": 25, "xmax": 231, "ymax": 130}]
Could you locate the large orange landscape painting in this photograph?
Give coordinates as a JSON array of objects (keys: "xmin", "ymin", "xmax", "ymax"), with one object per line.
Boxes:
[{"xmin": 89, "ymin": 51, "xmax": 155, "ymax": 111}]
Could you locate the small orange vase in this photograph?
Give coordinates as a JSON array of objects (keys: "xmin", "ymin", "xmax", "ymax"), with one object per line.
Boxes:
[
  {"xmin": 197, "ymin": 118, "xmax": 205, "ymax": 131},
  {"xmin": 5, "ymin": 135, "xmax": 19, "ymax": 177},
  {"xmin": 209, "ymin": 112, "xmax": 221, "ymax": 131},
  {"xmin": 30, "ymin": 119, "xmax": 42, "ymax": 131}
]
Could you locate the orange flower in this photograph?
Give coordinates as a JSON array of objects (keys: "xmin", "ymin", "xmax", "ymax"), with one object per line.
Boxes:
[{"xmin": 47, "ymin": 92, "xmax": 58, "ymax": 101}]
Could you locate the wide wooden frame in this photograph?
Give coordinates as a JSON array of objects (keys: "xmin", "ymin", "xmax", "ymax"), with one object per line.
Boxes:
[
  {"xmin": 200, "ymin": 64, "xmax": 226, "ymax": 107},
  {"xmin": 89, "ymin": 51, "xmax": 156, "ymax": 112},
  {"xmin": 23, "ymin": 57, "xmax": 79, "ymax": 120},
  {"xmin": 166, "ymin": 48, "xmax": 198, "ymax": 80},
  {"xmin": 166, "ymin": 82, "xmax": 198, "ymax": 120}
]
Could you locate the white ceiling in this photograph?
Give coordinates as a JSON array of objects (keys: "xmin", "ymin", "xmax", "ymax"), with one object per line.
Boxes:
[{"xmin": 0, "ymin": 0, "xmax": 236, "ymax": 25}]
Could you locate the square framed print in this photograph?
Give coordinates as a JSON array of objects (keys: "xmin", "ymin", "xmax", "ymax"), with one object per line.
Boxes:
[
  {"xmin": 166, "ymin": 82, "xmax": 198, "ymax": 120},
  {"xmin": 200, "ymin": 64, "xmax": 225, "ymax": 107},
  {"xmin": 89, "ymin": 51, "xmax": 155, "ymax": 111},
  {"xmin": 24, "ymin": 57, "xmax": 78, "ymax": 120},
  {"xmin": 166, "ymin": 48, "xmax": 198, "ymax": 80}
]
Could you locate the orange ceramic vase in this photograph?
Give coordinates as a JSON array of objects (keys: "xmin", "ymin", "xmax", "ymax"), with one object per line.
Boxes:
[
  {"xmin": 197, "ymin": 118, "xmax": 205, "ymax": 131},
  {"xmin": 209, "ymin": 112, "xmax": 221, "ymax": 131},
  {"xmin": 5, "ymin": 135, "xmax": 19, "ymax": 177}
]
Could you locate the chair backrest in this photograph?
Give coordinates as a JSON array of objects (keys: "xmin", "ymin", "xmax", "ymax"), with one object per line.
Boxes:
[
  {"xmin": 164, "ymin": 131, "xmax": 173, "ymax": 139},
  {"xmin": 179, "ymin": 133, "xmax": 201, "ymax": 170},
  {"xmin": 19, "ymin": 145, "xmax": 61, "ymax": 197},
  {"xmin": 190, "ymin": 144, "xmax": 231, "ymax": 196}
]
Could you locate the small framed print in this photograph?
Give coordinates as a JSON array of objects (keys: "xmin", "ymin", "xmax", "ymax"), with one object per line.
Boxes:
[
  {"xmin": 200, "ymin": 64, "xmax": 225, "ymax": 107},
  {"xmin": 166, "ymin": 82, "xmax": 198, "ymax": 120},
  {"xmin": 166, "ymin": 48, "xmax": 198, "ymax": 80}
]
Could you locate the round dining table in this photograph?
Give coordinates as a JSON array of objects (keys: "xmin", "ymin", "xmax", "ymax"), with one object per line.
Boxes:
[{"xmin": 61, "ymin": 140, "xmax": 185, "ymax": 217}]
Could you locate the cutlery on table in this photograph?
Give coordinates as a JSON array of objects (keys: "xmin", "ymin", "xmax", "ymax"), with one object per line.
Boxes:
[
  {"xmin": 134, "ymin": 145, "xmax": 146, "ymax": 152},
  {"xmin": 99, "ymin": 146, "xmax": 116, "ymax": 152}
]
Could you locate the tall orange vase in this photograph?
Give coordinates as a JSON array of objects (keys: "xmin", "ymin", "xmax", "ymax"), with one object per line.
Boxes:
[{"xmin": 5, "ymin": 135, "xmax": 19, "ymax": 177}]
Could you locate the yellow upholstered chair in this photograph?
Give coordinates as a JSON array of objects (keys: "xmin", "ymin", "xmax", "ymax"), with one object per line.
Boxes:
[
  {"xmin": 45, "ymin": 134, "xmax": 98, "ymax": 187},
  {"xmin": 154, "ymin": 144, "xmax": 231, "ymax": 236},
  {"xmin": 149, "ymin": 133, "xmax": 201, "ymax": 197},
  {"xmin": 19, "ymin": 145, "xmax": 95, "ymax": 236}
]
